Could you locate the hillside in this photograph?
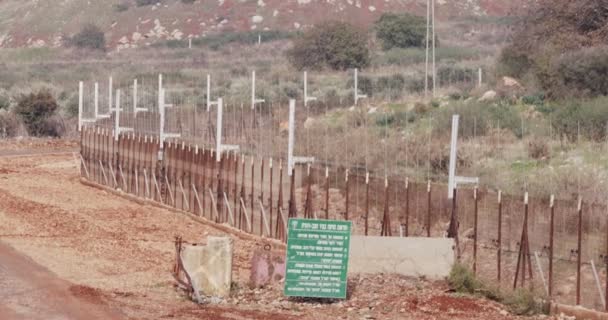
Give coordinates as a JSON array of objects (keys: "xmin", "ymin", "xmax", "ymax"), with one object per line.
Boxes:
[{"xmin": 0, "ymin": 0, "xmax": 532, "ymax": 49}]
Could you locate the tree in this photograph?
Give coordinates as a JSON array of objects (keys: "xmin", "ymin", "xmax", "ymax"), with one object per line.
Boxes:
[
  {"xmin": 15, "ymin": 90, "xmax": 59, "ymax": 136},
  {"xmin": 71, "ymin": 24, "xmax": 106, "ymax": 51},
  {"xmin": 287, "ymin": 21, "xmax": 370, "ymax": 71},
  {"xmin": 374, "ymin": 13, "xmax": 428, "ymax": 51}
]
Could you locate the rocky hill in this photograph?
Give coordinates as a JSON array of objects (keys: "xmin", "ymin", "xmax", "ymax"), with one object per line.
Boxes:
[{"xmin": 0, "ymin": 0, "xmax": 532, "ymax": 49}]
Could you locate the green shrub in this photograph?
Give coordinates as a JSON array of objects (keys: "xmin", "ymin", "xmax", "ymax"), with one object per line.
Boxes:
[
  {"xmin": 70, "ymin": 24, "xmax": 105, "ymax": 51},
  {"xmin": 552, "ymin": 46, "xmax": 608, "ymax": 97},
  {"xmin": 448, "ymin": 263, "xmax": 481, "ymax": 294},
  {"xmin": 503, "ymin": 289, "xmax": 545, "ymax": 316},
  {"xmin": 136, "ymin": 0, "xmax": 157, "ymax": 6},
  {"xmin": 374, "ymin": 13, "xmax": 430, "ymax": 50},
  {"xmin": 550, "ymin": 96, "xmax": 608, "ymax": 142},
  {"xmin": 522, "ymin": 93, "xmax": 545, "ymax": 106},
  {"xmin": 181, "ymin": 0, "xmax": 195, "ymax": 3},
  {"xmin": 433, "ymin": 100, "xmax": 522, "ymax": 138},
  {"xmin": 14, "ymin": 90, "xmax": 60, "ymax": 137},
  {"xmin": 0, "ymin": 93, "xmax": 9, "ymax": 110},
  {"xmin": 406, "ymin": 76, "xmax": 426, "ymax": 93},
  {"xmin": 346, "ymin": 75, "xmax": 373, "ymax": 97},
  {"xmin": 0, "ymin": 112, "xmax": 20, "ymax": 137},
  {"xmin": 287, "ymin": 21, "xmax": 370, "ymax": 71},
  {"xmin": 113, "ymin": 3, "xmax": 129, "ymax": 12}
]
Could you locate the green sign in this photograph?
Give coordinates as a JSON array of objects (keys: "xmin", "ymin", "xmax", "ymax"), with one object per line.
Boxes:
[{"xmin": 284, "ymin": 218, "xmax": 352, "ymax": 299}]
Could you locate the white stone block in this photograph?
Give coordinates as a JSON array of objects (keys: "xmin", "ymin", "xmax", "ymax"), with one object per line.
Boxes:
[
  {"xmin": 181, "ymin": 237, "xmax": 233, "ymax": 297},
  {"xmin": 348, "ymin": 236, "xmax": 455, "ymax": 280}
]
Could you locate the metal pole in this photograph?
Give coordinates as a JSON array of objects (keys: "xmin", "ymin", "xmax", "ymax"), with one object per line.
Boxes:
[
  {"xmin": 498, "ymin": 190, "xmax": 502, "ymax": 283},
  {"xmin": 207, "ymin": 74, "xmax": 211, "ymax": 112},
  {"xmin": 427, "ymin": 180, "xmax": 431, "ymax": 237},
  {"xmin": 431, "ymin": 0, "xmax": 436, "ymax": 97},
  {"xmin": 549, "ymin": 194, "xmax": 554, "ymax": 297},
  {"xmin": 109, "ymin": 76, "xmax": 113, "ymax": 112},
  {"xmin": 251, "ymin": 71, "xmax": 256, "ymax": 110},
  {"xmin": 405, "ymin": 178, "xmax": 409, "ymax": 237},
  {"xmin": 577, "ymin": 197, "xmax": 582, "ymax": 305},
  {"xmin": 364, "ymin": 172, "xmax": 369, "ymax": 235},
  {"xmin": 114, "ymin": 89, "xmax": 121, "ymax": 141},
  {"xmin": 473, "ymin": 186, "xmax": 478, "ymax": 274}
]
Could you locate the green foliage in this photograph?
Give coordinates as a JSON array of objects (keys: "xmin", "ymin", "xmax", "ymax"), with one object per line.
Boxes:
[
  {"xmin": 374, "ymin": 47, "xmax": 480, "ymax": 67},
  {"xmin": 181, "ymin": 0, "xmax": 196, "ymax": 3},
  {"xmin": 374, "ymin": 13, "xmax": 429, "ymax": 50},
  {"xmin": 449, "ymin": 263, "xmax": 546, "ymax": 316},
  {"xmin": 0, "ymin": 93, "xmax": 9, "ymax": 110},
  {"xmin": 157, "ymin": 31, "xmax": 293, "ymax": 50},
  {"xmin": 448, "ymin": 263, "xmax": 481, "ymax": 294},
  {"xmin": 0, "ymin": 112, "xmax": 20, "ymax": 137},
  {"xmin": 136, "ymin": 0, "xmax": 157, "ymax": 6},
  {"xmin": 14, "ymin": 90, "xmax": 59, "ymax": 137},
  {"xmin": 552, "ymin": 46, "xmax": 608, "ymax": 97},
  {"xmin": 549, "ymin": 96, "xmax": 608, "ymax": 142},
  {"xmin": 497, "ymin": 1, "xmax": 608, "ymax": 98},
  {"xmin": 71, "ymin": 24, "xmax": 106, "ymax": 51},
  {"xmin": 522, "ymin": 93, "xmax": 545, "ymax": 106},
  {"xmin": 346, "ymin": 75, "xmax": 373, "ymax": 97},
  {"xmin": 497, "ymin": 45, "xmax": 533, "ymax": 79},
  {"xmin": 433, "ymin": 100, "xmax": 522, "ymax": 138},
  {"xmin": 503, "ymin": 289, "xmax": 546, "ymax": 316},
  {"xmin": 113, "ymin": 3, "xmax": 129, "ymax": 12},
  {"xmin": 287, "ymin": 21, "xmax": 370, "ymax": 71}
]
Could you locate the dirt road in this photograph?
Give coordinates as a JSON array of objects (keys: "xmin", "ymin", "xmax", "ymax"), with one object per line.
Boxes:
[{"xmin": 0, "ymin": 241, "xmax": 125, "ymax": 319}]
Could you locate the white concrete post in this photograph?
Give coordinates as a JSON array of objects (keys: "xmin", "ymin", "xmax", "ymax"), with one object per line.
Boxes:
[
  {"xmin": 189, "ymin": 38, "xmax": 192, "ymax": 49},
  {"xmin": 94, "ymin": 82, "xmax": 99, "ymax": 118},
  {"xmin": 78, "ymin": 81, "xmax": 83, "ymax": 131},
  {"xmin": 114, "ymin": 89, "xmax": 121, "ymax": 141},
  {"xmin": 216, "ymin": 98, "xmax": 223, "ymax": 162},
  {"xmin": 158, "ymin": 74, "xmax": 163, "ymax": 112},
  {"xmin": 258, "ymin": 34, "xmax": 261, "ymax": 46},
  {"xmin": 251, "ymin": 71, "xmax": 265, "ymax": 110},
  {"xmin": 448, "ymin": 115, "xmax": 459, "ymax": 198},
  {"xmin": 252, "ymin": 71, "xmax": 256, "ymax": 110},
  {"xmin": 133, "ymin": 79, "xmax": 138, "ymax": 114},
  {"xmin": 304, "ymin": 71, "xmax": 317, "ymax": 107},
  {"xmin": 354, "ymin": 68, "xmax": 367, "ymax": 106},
  {"xmin": 354, "ymin": 68, "xmax": 358, "ymax": 105},
  {"xmin": 288, "ymin": 99, "xmax": 295, "ymax": 175},
  {"xmin": 109, "ymin": 76, "xmax": 113, "ymax": 111},
  {"xmin": 159, "ymin": 88, "xmax": 165, "ymax": 149},
  {"xmin": 478, "ymin": 68, "xmax": 482, "ymax": 87}
]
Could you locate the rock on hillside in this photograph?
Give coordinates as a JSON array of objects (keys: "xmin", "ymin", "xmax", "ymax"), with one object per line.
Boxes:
[{"xmin": 0, "ymin": 0, "xmax": 533, "ymax": 49}]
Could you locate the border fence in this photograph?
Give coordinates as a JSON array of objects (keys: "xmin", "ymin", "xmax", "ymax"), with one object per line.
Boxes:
[{"xmin": 80, "ymin": 120, "xmax": 608, "ymax": 311}]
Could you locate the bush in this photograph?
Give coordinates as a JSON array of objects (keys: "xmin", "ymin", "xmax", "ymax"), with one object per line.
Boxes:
[
  {"xmin": 287, "ymin": 21, "xmax": 370, "ymax": 71},
  {"xmin": 71, "ymin": 24, "xmax": 105, "ymax": 51},
  {"xmin": 552, "ymin": 46, "xmax": 608, "ymax": 97},
  {"xmin": 113, "ymin": 3, "xmax": 129, "ymax": 12},
  {"xmin": 136, "ymin": 0, "xmax": 157, "ymax": 6},
  {"xmin": 374, "ymin": 13, "xmax": 429, "ymax": 50},
  {"xmin": 346, "ymin": 75, "xmax": 373, "ymax": 97},
  {"xmin": 0, "ymin": 112, "xmax": 20, "ymax": 137},
  {"xmin": 0, "ymin": 93, "xmax": 9, "ymax": 110},
  {"xmin": 14, "ymin": 90, "xmax": 60, "ymax": 137},
  {"xmin": 448, "ymin": 263, "xmax": 481, "ymax": 294},
  {"xmin": 527, "ymin": 138, "xmax": 550, "ymax": 159},
  {"xmin": 550, "ymin": 96, "xmax": 608, "ymax": 142},
  {"xmin": 181, "ymin": 0, "xmax": 196, "ymax": 3}
]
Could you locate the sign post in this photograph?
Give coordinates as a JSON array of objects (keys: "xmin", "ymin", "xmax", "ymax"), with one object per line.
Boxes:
[{"xmin": 284, "ymin": 218, "xmax": 352, "ymax": 299}]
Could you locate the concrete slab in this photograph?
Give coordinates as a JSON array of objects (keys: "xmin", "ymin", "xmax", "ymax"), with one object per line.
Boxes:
[
  {"xmin": 181, "ymin": 237, "xmax": 233, "ymax": 297},
  {"xmin": 348, "ymin": 236, "xmax": 455, "ymax": 280}
]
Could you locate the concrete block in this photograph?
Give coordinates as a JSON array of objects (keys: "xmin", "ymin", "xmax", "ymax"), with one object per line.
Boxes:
[
  {"xmin": 249, "ymin": 249, "xmax": 286, "ymax": 288},
  {"xmin": 181, "ymin": 237, "xmax": 233, "ymax": 297},
  {"xmin": 348, "ymin": 236, "xmax": 455, "ymax": 280}
]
